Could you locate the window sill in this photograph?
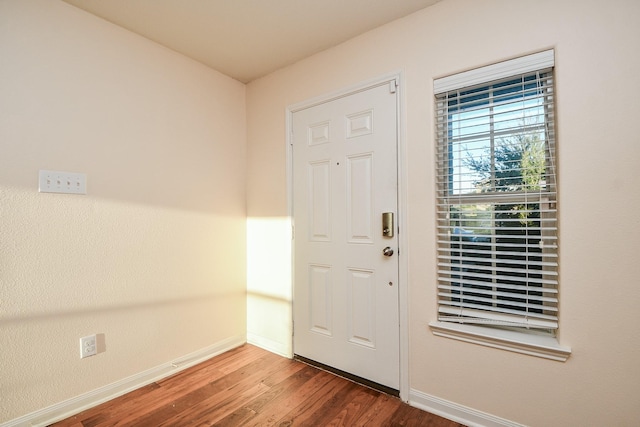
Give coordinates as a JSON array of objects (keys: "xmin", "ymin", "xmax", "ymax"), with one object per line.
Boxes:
[{"xmin": 428, "ymin": 321, "xmax": 571, "ymax": 362}]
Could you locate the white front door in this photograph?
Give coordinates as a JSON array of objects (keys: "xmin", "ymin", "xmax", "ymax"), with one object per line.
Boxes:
[{"xmin": 292, "ymin": 81, "xmax": 399, "ymax": 389}]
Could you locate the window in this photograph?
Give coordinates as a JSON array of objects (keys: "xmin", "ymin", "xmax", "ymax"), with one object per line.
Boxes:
[{"xmin": 434, "ymin": 51, "xmax": 558, "ymax": 336}]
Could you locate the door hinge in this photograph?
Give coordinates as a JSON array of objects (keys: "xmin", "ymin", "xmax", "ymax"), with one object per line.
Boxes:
[{"xmin": 389, "ymin": 79, "xmax": 398, "ymax": 94}]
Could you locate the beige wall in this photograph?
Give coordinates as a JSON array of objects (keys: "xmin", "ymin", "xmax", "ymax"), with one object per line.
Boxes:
[
  {"xmin": 0, "ymin": 0, "xmax": 246, "ymax": 421},
  {"xmin": 3, "ymin": 0, "xmax": 640, "ymax": 425},
  {"xmin": 246, "ymin": 0, "xmax": 640, "ymax": 425}
]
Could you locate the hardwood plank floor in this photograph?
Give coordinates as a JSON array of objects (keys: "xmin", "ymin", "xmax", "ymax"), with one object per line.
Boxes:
[{"xmin": 50, "ymin": 344, "xmax": 465, "ymax": 427}]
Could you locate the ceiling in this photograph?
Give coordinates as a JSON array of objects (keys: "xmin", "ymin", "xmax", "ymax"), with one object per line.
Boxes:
[{"xmin": 62, "ymin": 0, "xmax": 441, "ymax": 83}]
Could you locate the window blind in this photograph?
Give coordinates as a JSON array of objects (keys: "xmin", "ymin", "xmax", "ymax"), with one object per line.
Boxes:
[{"xmin": 434, "ymin": 52, "xmax": 558, "ymax": 333}]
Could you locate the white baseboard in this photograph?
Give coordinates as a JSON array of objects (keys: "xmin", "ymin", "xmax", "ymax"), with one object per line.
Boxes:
[
  {"xmin": 409, "ymin": 388, "xmax": 525, "ymax": 427},
  {"xmin": 2, "ymin": 335, "xmax": 246, "ymax": 427},
  {"xmin": 247, "ymin": 332, "xmax": 291, "ymax": 358}
]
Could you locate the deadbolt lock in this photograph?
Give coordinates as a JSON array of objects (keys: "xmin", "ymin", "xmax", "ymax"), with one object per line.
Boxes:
[{"xmin": 382, "ymin": 212, "xmax": 394, "ymax": 237}]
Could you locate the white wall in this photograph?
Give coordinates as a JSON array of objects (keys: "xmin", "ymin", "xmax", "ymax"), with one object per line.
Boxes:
[
  {"xmin": 0, "ymin": 0, "xmax": 246, "ymax": 422},
  {"xmin": 246, "ymin": 0, "xmax": 640, "ymax": 425}
]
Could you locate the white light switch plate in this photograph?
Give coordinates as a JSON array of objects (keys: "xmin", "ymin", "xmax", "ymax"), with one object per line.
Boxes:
[{"xmin": 39, "ymin": 170, "xmax": 86, "ymax": 194}]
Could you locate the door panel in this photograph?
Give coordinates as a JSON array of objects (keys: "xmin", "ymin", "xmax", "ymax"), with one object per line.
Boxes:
[
  {"xmin": 309, "ymin": 264, "xmax": 332, "ymax": 335},
  {"xmin": 347, "ymin": 267, "xmax": 376, "ymax": 347},
  {"xmin": 309, "ymin": 161, "xmax": 331, "ymax": 241},
  {"xmin": 293, "ymin": 81, "xmax": 399, "ymax": 389},
  {"xmin": 347, "ymin": 154, "xmax": 374, "ymax": 243}
]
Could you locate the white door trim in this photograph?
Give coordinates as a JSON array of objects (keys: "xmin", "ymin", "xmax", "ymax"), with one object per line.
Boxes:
[{"xmin": 286, "ymin": 71, "xmax": 409, "ymax": 401}]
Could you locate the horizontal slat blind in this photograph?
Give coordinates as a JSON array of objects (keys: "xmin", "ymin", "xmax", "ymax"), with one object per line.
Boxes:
[{"xmin": 434, "ymin": 52, "xmax": 558, "ymax": 333}]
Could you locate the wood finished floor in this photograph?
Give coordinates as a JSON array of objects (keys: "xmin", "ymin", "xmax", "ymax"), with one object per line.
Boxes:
[{"xmin": 50, "ymin": 344, "xmax": 465, "ymax": 427}]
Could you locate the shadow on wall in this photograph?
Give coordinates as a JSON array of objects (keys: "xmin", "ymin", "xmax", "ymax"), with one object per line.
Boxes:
[{"xmin": 0, "ymin": 291, "xmax": 243, "ymax": 326}]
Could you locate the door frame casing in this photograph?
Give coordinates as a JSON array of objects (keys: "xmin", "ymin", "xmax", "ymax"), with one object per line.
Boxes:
[{"xmin": 286, "ymin": 72, "xmax": 409, "ymax": 401}]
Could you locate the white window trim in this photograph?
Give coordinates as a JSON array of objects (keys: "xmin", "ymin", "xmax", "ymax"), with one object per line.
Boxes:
[
  {"xmin": 429, "ymin": 321, "xmax": 571, "ymax": 361},
  {"xmin": 434, "ymin": 49, "xmax": 555, "ymax": 94}
]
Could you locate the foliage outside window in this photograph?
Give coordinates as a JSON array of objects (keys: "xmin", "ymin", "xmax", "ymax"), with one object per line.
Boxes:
[{"xmin": 434, "ymin": 56, "xmax": 558, "ymax": 335}]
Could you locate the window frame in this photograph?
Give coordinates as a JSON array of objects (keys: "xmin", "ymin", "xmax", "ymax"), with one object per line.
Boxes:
[{"xmin": 429, "ymin": 50, "xmax": 571, "ymax": 360}]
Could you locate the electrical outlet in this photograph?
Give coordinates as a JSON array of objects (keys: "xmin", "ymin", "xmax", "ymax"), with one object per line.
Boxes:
[
  {"xmin": 80, "ymin": 335, "xmax": 97, "ymax": 358},
  {"xmin": 39, "ymin": 170, "xmax": 86, "ymax": 194}
]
